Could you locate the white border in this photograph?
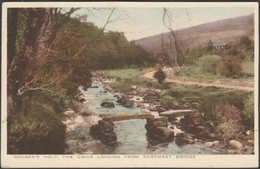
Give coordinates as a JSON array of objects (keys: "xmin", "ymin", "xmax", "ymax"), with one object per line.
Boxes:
[{"xmin": 1, "ymin": 2, "xmax": 259, "ymax": 168}]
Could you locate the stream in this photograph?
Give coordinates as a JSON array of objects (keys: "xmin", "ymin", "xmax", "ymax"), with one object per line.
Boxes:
[{"xmin": 64, "ymin": 81, "xmax": 221, "ymax": 154}]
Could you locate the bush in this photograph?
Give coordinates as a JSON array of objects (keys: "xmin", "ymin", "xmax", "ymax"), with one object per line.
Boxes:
[
  {"xmin": 216, "ymin": 56, "xmax": 242, "ymax": 77},
  {"xmin": 242, "ymin": 94, "xmax": 254, "ymax": 128},
  {"xmin": 197, "ymin": 54, "xmax": 222, "ymax": 74},
  {"xmin": 239, "ymin": 36, "xmax": 253, "ymax": 50},
  {"xmin": 153, "ymin": 67, "xmax": 166, "ymax": 83},
  {"xmin": 183, "ymin": 47, "xmax": 210, "ymax": 65},
  {"xmin": 215, "ymin": 103, "xmax": 244, "ymax": 141}
]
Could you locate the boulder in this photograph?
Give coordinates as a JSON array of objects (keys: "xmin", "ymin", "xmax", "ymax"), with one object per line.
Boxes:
[
  {"xmin": 90, "ymin": 85, "xmax": 99, "ymax": 88},
  {"xmin": 117, "ymin": 95, "xmax": 134, "ymax": 108},
  {"xmin": 98, "ymin": 120, "xmax": 114, "ymax": 128},
  {"xmin": 90, "ymin": 124, "xmax": 100, "ymax": 138},
  {"xmin": 131, "ymin": 85, "xmax": 137, "ymax": 90},
  {"xmin": 180, "ymin": 112, "xmax": 210, "ymax": 139},
  {"xmin": 175, "ymin": 133, "xmax": 194, "ymax": 146},
  {"xmin": 101, "ymin": 101, "xmax": 115, "ymax": 108},
  {"xmin": 151, "ymin": 120, "xmax": 168, "ymax": 127},
  {"xmin": 213, "ymin": 140, "xmax": 220, "ymax": 146},
  {"xmin": 246, "ymin": 130, "xmax": 251, "ymax": 135},
  {"xmin": 131, "ymin": 96, "xmax": 144, "ymax": 103},
  {"xmin": 154, "ymin": 127, "xmax": 174, "ymax": 141},
  {"xmin": 229, "ymin": 140, "xmax": 243, "ymax": 149},
  {"xmin": 142, "ymin": 103, "xmax": 150, "ymax": 109},
  {"xmin": 90, "ymin": 120, "xmax": 117, "ymax": 146}
]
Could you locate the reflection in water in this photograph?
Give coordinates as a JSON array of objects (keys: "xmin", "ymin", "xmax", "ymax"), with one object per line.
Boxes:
[{"xmin": 65, "ymin": 82, "xmax": 220, "ymax": 154}]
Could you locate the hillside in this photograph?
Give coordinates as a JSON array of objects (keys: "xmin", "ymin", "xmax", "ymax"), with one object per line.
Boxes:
[{"xmin": 134, "ymin": 14, "xmax": 254, "ymax": 57}]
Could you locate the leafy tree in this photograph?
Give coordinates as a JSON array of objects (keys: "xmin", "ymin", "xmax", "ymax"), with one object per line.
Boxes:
[{"xmin": 153, "ymin": 67, "xmax": 166, "ymax": 83}]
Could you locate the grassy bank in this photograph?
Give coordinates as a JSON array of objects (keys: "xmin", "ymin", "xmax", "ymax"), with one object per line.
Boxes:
[
  {"xmin": 8, "ymin": 90, "xmax": 71, "ymax": 154},
  {"xmin": 102, "ymin": 68, "xmax": 143, "ymax": 80}
]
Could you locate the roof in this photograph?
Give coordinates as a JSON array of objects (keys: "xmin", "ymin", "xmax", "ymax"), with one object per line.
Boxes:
[{"xmin": 213, "ymin": 42, "xmax": 228, "ymax": 47}]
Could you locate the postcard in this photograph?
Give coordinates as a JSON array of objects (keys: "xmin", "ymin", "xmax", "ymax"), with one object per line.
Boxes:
[{"xmin": 1, "ymin": 1, "xmax": 259, "ymax": 168}]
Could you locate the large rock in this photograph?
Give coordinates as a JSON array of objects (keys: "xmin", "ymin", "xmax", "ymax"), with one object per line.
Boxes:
[
  {"xmin": 131, "ymin": 96, "xmax": 144, "ymax": 103},
  {"xmin": 64, "ymin": 110, "xmax": 76, "ymax": 116},
  {"xmin": 101, "ymin": 101, "xmax": 115, "ymax": 108},
  {"xmin": 90, "ymin": 85, "xmax": 99, "ymax": 88},
  {"xmin": 90, "ymin": 124, "xmax": 100, "ymax": 139},
  {"xmin": 98, "ymin": 120, "xmax": 114, "ymax": 129},
  {"xmin": 151, "ymin": 127, "xmax": 174, "ymax": 141},
  {"xmin": 117, "ymin": 95, "xmax": 134, "ymax": 108},
  {"xmin": 180, "ymin": 112, "xmax": 210, "ymax": 139},
  {"xmin": 229, "ymin": 140, "xmax": 243, "ymax": 149},
  {"xmin": 90, "ymin": 120, "xmax": 117, "ymax": 146},
  {"xmin": 146, "ymin": 117, "xmax": 174, "ymax": 142}
]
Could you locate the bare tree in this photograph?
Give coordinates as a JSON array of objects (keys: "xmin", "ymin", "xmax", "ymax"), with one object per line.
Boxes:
[
  {"xmin": 162, "ymin": 8, "xmax": 184, "ymax": 68},
  {"xmin": 160, "ymin": 33, "xmax": 174, "ymax": 67}
]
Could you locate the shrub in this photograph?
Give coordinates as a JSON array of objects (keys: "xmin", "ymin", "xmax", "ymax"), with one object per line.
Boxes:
[
  {"xmin": 183, "ymin": 47, "xmax": 210, "ymax": 65},
  {"xmin": 216, "ymin": 56, "xmax": 242, "ymax": 77},
  {"xmin": 197, "ymin": 54, "xmax": 222, "ymax": 74},
  {"xmin": 215, "ymin": 103, "xmax": 244, "ymax": 141},
  {"xmin": 216, "ymin": 103, "xmax": 242, "ymax": 121},
  {"xmin": 242, "ymin": 94, "xmax": 254, "ymax": 128},
  {"xmin": 239, "ymin": 36, "xmax": 253, "ymax": 50},
  {"xmin": 153, "ymin": 67, "xmax": 166, "ymax": 84}
]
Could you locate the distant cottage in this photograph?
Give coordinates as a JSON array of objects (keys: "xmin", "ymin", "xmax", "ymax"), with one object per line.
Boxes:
[
  {"xmin": 207, "ymin": 40, "xmax": 229, "ymax": 50},
  {"xmin": 212, "ymin": 42, "xmax": 229, "ymax": 49}
]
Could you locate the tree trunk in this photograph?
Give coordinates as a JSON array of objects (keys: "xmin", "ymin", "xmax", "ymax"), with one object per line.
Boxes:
[
  {"xmin": 8, "ymin": 9, "xmax": 59, "ymax": 100},
  {"xmin": 7, "ymin": 8, "xmax": 18, "ymax": 70}
]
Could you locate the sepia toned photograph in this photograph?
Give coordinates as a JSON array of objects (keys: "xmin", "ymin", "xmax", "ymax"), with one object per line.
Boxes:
[{"xmin": 1, "ymin": 1, "xmax": 259, "ymax": 168}]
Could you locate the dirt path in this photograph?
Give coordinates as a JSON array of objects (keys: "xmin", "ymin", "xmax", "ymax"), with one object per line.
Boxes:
[{"xmin": 142, "ymin": 67, "xmax": 254, "ymax": 91}]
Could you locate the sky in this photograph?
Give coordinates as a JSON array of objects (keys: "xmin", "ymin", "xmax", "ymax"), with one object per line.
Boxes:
[{"xmin": 73, "ymin": 7, "xmax": 254, "ymax": 41}]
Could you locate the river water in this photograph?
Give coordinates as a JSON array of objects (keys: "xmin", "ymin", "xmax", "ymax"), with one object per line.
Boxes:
[{"xmin": 65, "ymin": 82, "xmax": 220, "ymax": 154}]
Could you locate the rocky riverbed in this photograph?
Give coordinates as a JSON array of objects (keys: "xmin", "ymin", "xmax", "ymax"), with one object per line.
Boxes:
[{"xmin": 62, "ymin": 77, "xmax": 254, "ymax": 154}]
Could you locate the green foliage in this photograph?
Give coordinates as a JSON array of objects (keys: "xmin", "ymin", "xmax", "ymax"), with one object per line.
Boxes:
[
  {"xmin": 242, "ymin": 94, "xmax": 254, "ymax": 128},
  {"xmin": 180, "ymin": 36, "xmax": 254, "ymax": 79},
  {"xmin": 182, "ymin": 46, "xmax": 210, "ymax": 65},
  {"xmin": 8, "ymin": 91, "xmax": 67, "ymax": 154},
  {"xmin": 15, "ymin": 9, "xmax": 27, "ymax": 52},
  {"xmin": 197, "ymin": 54, "xmax": 222, "ymax": 74},
  {"xmin": 153, "ymin": 68, "xmax": 166, "ymax": 83}
]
